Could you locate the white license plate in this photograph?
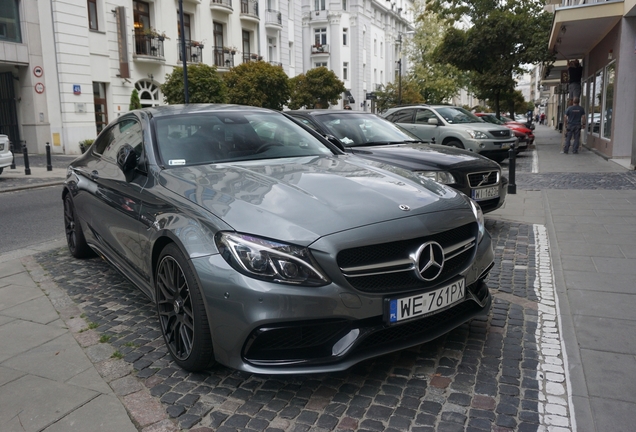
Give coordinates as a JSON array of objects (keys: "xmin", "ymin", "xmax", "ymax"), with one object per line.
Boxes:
[
  {"xmin": 501, "ymin": 144, "xmax": 510, "ymax": 149},
  {"xmin": 387, "ymin": 279, "xmax": 465, "ymax": 323},
  {"xmin": 472, "ymin": 186, "xmax": 499, "ymax": 201}
]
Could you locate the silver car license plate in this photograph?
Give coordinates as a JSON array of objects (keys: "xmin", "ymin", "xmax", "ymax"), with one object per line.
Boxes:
[
  {"xmin": 472, "ymin": 186, "xmax": 499, "ymax": 201},
  {"xmin": 387, "ymin": 279, "xmax": 465, "ymax": 324}
]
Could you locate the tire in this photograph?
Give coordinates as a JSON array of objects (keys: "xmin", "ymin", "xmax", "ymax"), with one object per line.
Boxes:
[
  {"xmin": 156, "ymin": 243, "xmax": 215, "ymax": 371},
  {"xmin": 63, "ymin": 194, "xmax": 95, "ymax": 258},
  {"xmin": 446, "ymin": 140, "xmax": 464, "ymax": 149}
]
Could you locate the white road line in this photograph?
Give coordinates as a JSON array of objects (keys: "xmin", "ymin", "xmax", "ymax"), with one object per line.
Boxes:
[
  {"xmin": 532, "ymin": 147, "xmax": 539, "ymax": 174},
  {"xmin": 533, "ymin": 224, "xmax": 576, "ymax": 432}
]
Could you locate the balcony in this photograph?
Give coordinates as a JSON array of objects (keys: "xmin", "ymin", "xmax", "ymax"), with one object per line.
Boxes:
[
  {"xmin": 265, "ymin": 9, "xmax": 282, "ymax": 29},
  {"xmin": 240, "ymin": 0, "xmax": 260, "ymax": 23},
  {"xmin": 311, "ymin": 44, "xmax": 329, "ymax": 54},
  {"xmin": 269, "ymin": 61, "xmax": 282, "ymax": 67},
  {"xmin": 177, "ymin": 40, "xmax": 203, "ymax": 63},
  {"xmin": 133, "ymin": 31, "xmax": 165, "ymax": 62},
  {"xmin": 242, "ymin": 53, "xmax": 263, "ymax": 63},
  {"xmin": 210, "ymin": 0, "xmax": 232, "ymax": 13},
  {"xmin": 213, "ymin": 47, "xmax": 235, "ymax": 69},
  {"xmin": 310, "ymin": 9, "xmax": 328, "ymax": 22}
]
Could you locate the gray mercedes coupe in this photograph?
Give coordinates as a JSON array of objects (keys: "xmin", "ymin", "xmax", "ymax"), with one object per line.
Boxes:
[{"xmin": 62, "ymin": 105, "xmax": 494, "ymax": 374}]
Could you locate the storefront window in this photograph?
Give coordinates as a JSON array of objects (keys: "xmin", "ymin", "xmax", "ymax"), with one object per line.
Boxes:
[
  {"xmin": 602, "ymin": 61, "xmax": 615, "ymax": 139},
  {"xmin": 591, "ymin": 70, "xmax": 603, "ymax": 136},
  {"xmin": 581, "ymin": 79, "xmax": 588, "ymax": 144},
  {"xmin": 585, "ymin": 77, "xmax": 593, "ymax": 135},
  {"xmin": 0, "ymin": 0, "xmax": 22, "ymax": 43}
]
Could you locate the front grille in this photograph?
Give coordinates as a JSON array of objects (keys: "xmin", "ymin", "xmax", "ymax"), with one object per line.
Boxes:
[
  {"xmin": 337, "ymin": 223, "xmax": 477, "ymax": 293},
  {"xmin": 489, "ymin": 130, "xmax": 511, "ymax": 138},
  {"xmin": 467, "ymin": 170, "xmax": 500, "ymax": 188}
]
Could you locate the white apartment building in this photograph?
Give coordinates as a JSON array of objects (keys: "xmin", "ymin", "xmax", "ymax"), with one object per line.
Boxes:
[{"xmin": 1, "ymin": 0, "xmax": 412, "ymax": 154}]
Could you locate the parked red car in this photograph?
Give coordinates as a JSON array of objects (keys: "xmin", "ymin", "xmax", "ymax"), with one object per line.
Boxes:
[{"xmin": 475, "ymin": 113, "xmax": 534, "ymax": 153}]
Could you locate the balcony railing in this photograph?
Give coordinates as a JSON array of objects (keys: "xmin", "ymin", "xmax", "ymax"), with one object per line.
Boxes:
[
  {"xmin": 178, "ymin": 40, "xmax": 203, "ymax": 63},
  {"xmin": 213, "ymin": 47, "xmax": 235, "ymax": 68},
  {"xmin": 269, "ymin": 61, "xmax": 282, "ymax": 67},
  {"xmin": 134, "ymin": 31, "xmax": 165, "ymax": 58},
  {"xmin": 311, "ymin": 44, "xmax": 329, "ymax": 54},
  {"xmin": 240, "ymin": 0, "xmax": 259, "ymax": 18},
  {"xmin": 265, "ymin": 9, "xmax": 282, "ymax": 27},
  {"xmin": 210, "ymin": 0, "xmax": 233, "ymax": 10}
]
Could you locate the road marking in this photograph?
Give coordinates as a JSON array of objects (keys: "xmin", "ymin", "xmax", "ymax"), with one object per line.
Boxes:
[
  {"xmin": 532, "ymin": 148, "xmax": 539, "ymax": 174},
  {"xmin": 534, "ymin": 224, "xmax": 575, "ymax": 432}
]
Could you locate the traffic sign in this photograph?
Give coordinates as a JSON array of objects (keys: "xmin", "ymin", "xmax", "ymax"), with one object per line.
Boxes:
[{"xmin": 35, "ymin": 82, "xmax": 45, "ymax": 94}]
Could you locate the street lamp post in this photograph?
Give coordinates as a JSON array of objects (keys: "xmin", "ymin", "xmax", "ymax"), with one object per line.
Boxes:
[
  {"xmin": 397, "ymin": 33, "xmax": 402, "ymax": 106},
  {"xmin": 178, "ymin": 0, "xmax": 189, "ymax": 104}
]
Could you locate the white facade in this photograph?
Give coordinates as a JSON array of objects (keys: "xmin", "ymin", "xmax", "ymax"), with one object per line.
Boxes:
[{"xmin": 1, "ymin": 0, "xmax": 412, "ymax": 154}]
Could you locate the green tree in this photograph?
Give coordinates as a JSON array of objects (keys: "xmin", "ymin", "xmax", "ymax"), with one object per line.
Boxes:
[
  {"xmin": 408, "ymin": 6, "xmax": 467, "ymax": 104},
  {"xmin": 224, "ymin": 61, "xmax": 290, "ymax": 110},
  {"xmin": 376, "ymin": 78, "xmax": 425, "ymax": 113},
  {"xmin": 129, "ymin": 89, "xmax": 142, "ymax": 110},
  {"xmin": 288, "ymin": 67, "xmax": 346, "ymax": 110},
  {"xmin": 427, "ymin": 0, "xmax": 553, "ymax": 117},
  {"xmin": 161, "ymin": 63, "xmax": 227, "ymax": 104}
]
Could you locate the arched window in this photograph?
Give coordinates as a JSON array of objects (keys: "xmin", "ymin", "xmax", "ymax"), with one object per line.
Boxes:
[{"xmin": 135, "ymin": 79, "xmax": 161, "ymax": 107}]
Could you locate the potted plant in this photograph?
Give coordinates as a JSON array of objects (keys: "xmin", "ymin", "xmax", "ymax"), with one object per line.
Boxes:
[
  {"xmin": 143, "ymin": 27, "xmax": 169, "ymax": 40},
  {"xmin": 223, "ymin": 46, "xmax": 238, "ymax": 54}
]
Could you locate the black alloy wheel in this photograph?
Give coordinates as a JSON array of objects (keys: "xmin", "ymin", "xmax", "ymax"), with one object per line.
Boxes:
[
  {"xmin": 63, "ymin": 195, "xmax": 94, "ymax": 258},
  {"xmin": 156, "ymin": 243, "xmax": 214, "ymax": 371}
]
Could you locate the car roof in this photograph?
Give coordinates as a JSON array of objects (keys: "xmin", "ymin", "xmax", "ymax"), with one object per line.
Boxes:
[
  {"xmin": 286, "ymin": 110, "xmax": 373, "ymax": 116},
  {"xmin": 138, "ymin": 104, "xmax": 276, "ymax": 118}
]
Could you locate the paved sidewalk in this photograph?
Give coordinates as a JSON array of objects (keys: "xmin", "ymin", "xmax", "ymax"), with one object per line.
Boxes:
[
  {"xmin": 490, "ymin": 124, "xmax": 636, "ymax": 432},
  {"xmin": 0, "ymin": 153, "xmax": 72, "ymax": 193}
]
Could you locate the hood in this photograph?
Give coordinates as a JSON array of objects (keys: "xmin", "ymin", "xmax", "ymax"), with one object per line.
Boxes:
[
  {"xmin": 349, "ymin": 143, "xmax": 498, "ymax": 172},
  {"xmin": 158, "ymin": 155, "xmax": 470, "ymax": 244}
]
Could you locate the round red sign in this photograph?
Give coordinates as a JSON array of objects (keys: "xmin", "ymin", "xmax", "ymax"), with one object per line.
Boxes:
[{"xmin": 35, "ymin": 82, "xmax": 45, "ymax": 94}]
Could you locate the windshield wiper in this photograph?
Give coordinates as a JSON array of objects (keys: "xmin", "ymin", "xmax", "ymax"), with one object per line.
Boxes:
[{"xmin": 362, "ymin": 141, "xmax": 415, "ymax": 146}]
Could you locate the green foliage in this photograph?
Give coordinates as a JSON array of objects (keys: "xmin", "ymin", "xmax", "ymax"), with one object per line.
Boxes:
[
  {"xmin": 161, "ymin": 63, "xmax": 227, "ymax": 104},
  {"xmin": 427, "ymin": 0, "xmax": 554, "ymax": 116},
  {"xmin": 111, "ymin": 351, "xmax": 123, "ymax": 359},
  {"xmin": 99, "ymin": 334, "xmax": 112, "ymax": 343},
  {"xmin": 375, "ymin": 78, "xmax": 425, "ymax": 113},
  {"xmin": 288, "ymin": 67, "xmax": 346, "ymax": 110},
  {"xmin": 129, "ymin": 89, "xmax": 142, "ymax": 111},
  {"xmin": 224, "ymin": 61, "xmax": 290, "ymax": 110}
]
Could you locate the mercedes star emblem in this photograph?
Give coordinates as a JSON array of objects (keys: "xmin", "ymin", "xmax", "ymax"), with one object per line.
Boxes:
[{"xmin": 414, "ymin": 241, "xmax": 445, "ymax": 281}]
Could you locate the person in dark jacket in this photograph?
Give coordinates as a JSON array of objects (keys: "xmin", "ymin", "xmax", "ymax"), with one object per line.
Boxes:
[
  {"xmin": 568, "ymin": 60, "xmax": 583, "ymax": 101},
  {"xmin": 563, "ymin": 97, "xmax": 586, "ymax": 154}
]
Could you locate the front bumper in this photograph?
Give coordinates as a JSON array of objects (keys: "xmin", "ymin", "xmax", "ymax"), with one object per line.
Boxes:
[
  {"xmin": 0, "ymin": 152, "xmax": 12, "ymax": 169},
  {"xmin": 192, "ymin": 220, "xmax": 494, "ymax": 374}
]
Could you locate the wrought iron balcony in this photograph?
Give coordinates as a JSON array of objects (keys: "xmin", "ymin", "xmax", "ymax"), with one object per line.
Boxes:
[
  {"xmin": 265, "ymin": 9, "xmax": 282, "ymax": 28},
  {"xmin": 311, "ymin": 44, "xmax": 329, "ymax": 54},
  {"xmin": 210, "ymin": 0, "xmax": 233, "ymax": 12},
  {"xmin": 214, "ymin": 47, "xmax": 235, "ymax": 68},
  {"xmin": 240, "ymin": 0, "xmax": 259, "ymax": 21},
  {"xmin": 178, "ymin": 40, "xmax": 203, "ymax": 63},
  {"xmin": 269, "ymin": 61, "xmax": 282, "ymax": 67},
  {"xmin": 134, "ymin": 31, "xmax": 165, "ymax": 59}
]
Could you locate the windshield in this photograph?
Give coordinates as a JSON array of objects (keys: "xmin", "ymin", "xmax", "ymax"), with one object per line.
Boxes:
[
  {"xmin": 436, "ymin": 107, "xmax": 485, "ymax": 124},
  {"xmin": 154, "ymin": 112, "xmax": 334, "ymax": 167},
  {"xmin": 312, "ymin": 113, "xmax": 421, "ymax": 146},
  {"xmin": 480, "ymin": 115, "xmax": 505, "ymax": 125}
]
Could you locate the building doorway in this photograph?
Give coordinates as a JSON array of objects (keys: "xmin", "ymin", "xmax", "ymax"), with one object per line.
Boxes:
[{"xmin": 0, "ymin": 71, "xmax": 21, "ymax": 151}]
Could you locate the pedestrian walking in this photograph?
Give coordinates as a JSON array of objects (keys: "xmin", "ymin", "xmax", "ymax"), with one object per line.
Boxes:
[
  {"xmin": 563, "ymin": 97, "xmax": 586, "ymax": 154},
  {"xmin": 540, "ymin": 113, "xmax": 545, "ymax": 125}
]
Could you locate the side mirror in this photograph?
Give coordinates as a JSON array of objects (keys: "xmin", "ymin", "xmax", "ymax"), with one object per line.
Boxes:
[
  {"xmin": 324, "ymin": 134, "xmax": 346, "ymax": 152},
  {"xmin": 117, "ymin": 144, "xmax": 139, "ymax": 180},
  {"xmin": 428, "ymin": 118, "xmax": 439, "ymax": 126}
]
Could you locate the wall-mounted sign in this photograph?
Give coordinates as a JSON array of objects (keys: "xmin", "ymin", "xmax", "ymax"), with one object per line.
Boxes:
[
  {"xmin": 33, "ymin": 66, "xmax": 43, "ymax": 77},
  {"xmin": 73, "ymin": 84, "xmax": 81, "ymax": 95},
  {"xmin": 35, "ymin": 82, "xmax": 45, "ymax": 94},
  {"xmin": 75, "ymin": 103, "xmax": 86, "ymax": 113}
]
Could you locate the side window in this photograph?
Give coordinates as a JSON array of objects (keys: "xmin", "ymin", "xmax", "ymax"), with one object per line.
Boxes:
[
  {"xmin": 391, "ymin": 109, "xmax": 415, "ymax": 124},
  {"xmin": 292, "ymin": 116, "xmax": 318, "ymax": 131},
  {"xmin": 101, "ymin": 119, "xmax": 143, "ymax": 162},
  {"xmin": 92, "ymin": 126, "xmax": 115, "ymax": 155},
  {"xmin": 415, "ymin": 109, "xmax": 437, "ymax": 124}
]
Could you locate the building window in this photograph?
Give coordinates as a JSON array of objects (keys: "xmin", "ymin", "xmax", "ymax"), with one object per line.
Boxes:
[
  {"xmin": 315, "ymin": 62, "xmax": 327, "ymax": 68},
  {"xmin": 314, "ymin": 0, "xmax": 325, "ymax": 11},
  {"xmin": 88, "ymin": 0, "xmax": 99, "ymax": 30},
  {"xmin": 314, "ymin": 28, "xmax": 327, "ymax": 46},
  {"xmin": 602, "ymin": 61, "xmax": 615, "ymax": 139},
  {"xmin": 380, "ymin": 41, "xmax": 383, "ymax": 58},
  {"xmin": 289, "ymin": 41, "xmax": 293, "ymax": 65},
  {"xmin": 268, "ymin": 36, "xmax": 277, "ymax": 62},
  {"xmin": 177, "ymin": 13, "xmax": 191, "ymax": 41},
  {"xmin": 93, "ymin": 82, "xmax": 108, "ymax": 134},
  {"xmin": 380, "ymin": 70, "xmax": 383, "ymax": 84},
  {"xmin": 213, "ymin": 22, "xmax": 225, "ymax": 67},
  {"xmin": 374, "ymin": 38, "xmax": 377, "ymax": 56},
  {"xmin": 343, "ymin": 28, "xmax": 348, "ymax": 46},
  {"xmin": 591, "ymin": 69, "xmax": 603, "ymax": 136},
  {"xmin": 343, "ymin": 62, "xmax": 348, "ymax": 80},
  {"xmin": 242, "ymin": 30, "xmax": 250, "ymax": 63},
  {"xmin": 135, "ymin": 79, "xmax": 161, "ymax": 108},
  {"xmin": 0, "ymin": 0, "xmax": 22, "ymax": 42},
  {"xmin": 342, "ymin": 0, "xmax": 347, "ymax": 10}
]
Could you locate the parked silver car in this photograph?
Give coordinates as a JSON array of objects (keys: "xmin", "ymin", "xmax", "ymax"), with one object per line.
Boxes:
[
  {"xmin": 382, "ymin": 105, "xmax": 516, "ymax": 163},
  {"xmin": 0, "ymin": 135, "xmax": 13, "ymax": 175},
  {"xmin": 62, "ymin": 105, "xmax": 494, "ymax": 374}
]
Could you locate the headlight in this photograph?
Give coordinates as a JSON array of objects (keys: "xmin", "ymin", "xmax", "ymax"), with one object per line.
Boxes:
[
  {"xmin": 215, "ymin": 232, "xmax": 330, "ymax": 286},
  {"xmin": 467, "ymin": 130, "xmax": 489, "ymax": 139},
  {"xmin": 467, "ymin": 198, "xmax": 486, "ymax": 242},
  {"xmin": 415, "ymin": 171, "xmax": 457, "ymax": 184}
]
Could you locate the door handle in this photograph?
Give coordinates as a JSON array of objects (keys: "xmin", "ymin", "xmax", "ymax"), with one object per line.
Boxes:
[{"xmin": 90, "ymin": 170, "xmax": 99, "ymax": 180}]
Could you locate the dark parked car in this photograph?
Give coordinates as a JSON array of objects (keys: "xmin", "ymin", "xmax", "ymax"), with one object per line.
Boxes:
[
  {"xmin": 287, "ymin": 110, "xmax": 507, "ymax": 213},
  {"xmin": 63, "ymin": 105, "xmax": 494, "ymax": 374}
]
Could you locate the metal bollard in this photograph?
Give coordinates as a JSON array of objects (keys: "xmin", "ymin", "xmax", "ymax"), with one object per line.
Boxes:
[
  {"xmin": 507, "ymin": 143, "xmax": 516, "ymax": 194},
  {"xmin": 23, "ymin": 145, "xmax": 31, "ymax": 175},
  {"xmin": 46, "ymin": 142, "xmax": 53, "ymax": 171},
  {"xmin": 9, "ymin": 142, "xmax": 16, "ymax": 169}
]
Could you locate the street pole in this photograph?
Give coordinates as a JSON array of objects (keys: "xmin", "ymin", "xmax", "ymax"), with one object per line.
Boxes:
[
  {"xmin": 178, "ymin": 0, "xmax": 189, "ymax": 104},
  {"xmin": 398, "ymin": 59, "xmax": 402, "ymax": 106}
]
